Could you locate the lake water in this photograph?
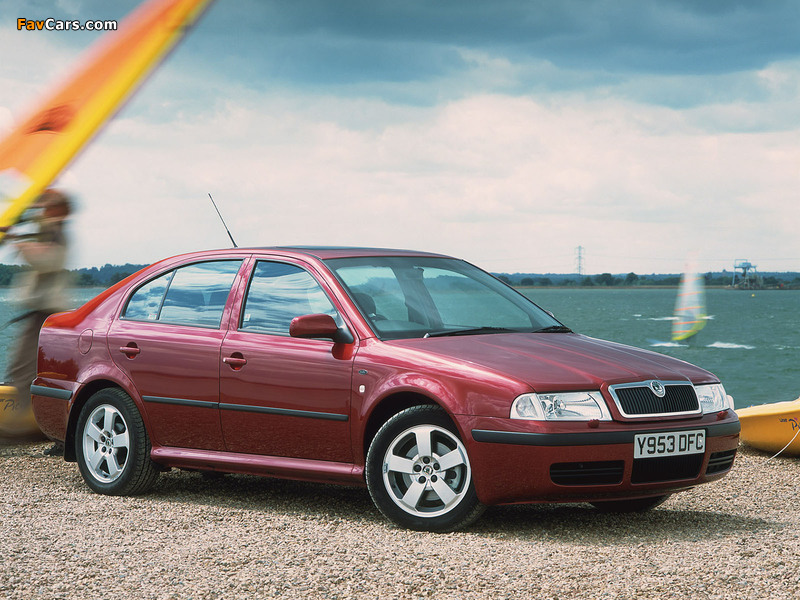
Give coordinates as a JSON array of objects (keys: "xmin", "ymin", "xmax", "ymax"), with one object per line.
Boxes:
[
  {"xmin": 521, "ymin": 288, "xmax": 799, "ymax": 409},
  {"xmin": 0, "ymin": 287, "xmax": 796, "ymax": 410}
]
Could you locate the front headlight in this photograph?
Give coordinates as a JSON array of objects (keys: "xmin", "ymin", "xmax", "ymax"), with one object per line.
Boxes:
[
  {"xmin": 511, "ymin": 391, "xmax": 612, "ymax": 421},
  {"xmin": 695, "ymin": 383, "xmax": 733, "ymax": 413}
]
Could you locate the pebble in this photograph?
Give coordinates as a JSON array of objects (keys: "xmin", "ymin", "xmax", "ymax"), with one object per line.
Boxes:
[{"xmin": 1, "ymin": 443, "xmax": 798, "ymax": 599}]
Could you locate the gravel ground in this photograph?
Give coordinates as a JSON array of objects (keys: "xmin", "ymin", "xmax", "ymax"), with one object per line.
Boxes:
[{"xmin": 1, "ymin": 442, "xmax": 798, "ymax": 600}]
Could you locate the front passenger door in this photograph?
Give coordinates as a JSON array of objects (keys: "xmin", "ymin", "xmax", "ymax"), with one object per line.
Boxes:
[{"xmin": 219, "ymin": 260, "xmax": 355, "ymax": 462}]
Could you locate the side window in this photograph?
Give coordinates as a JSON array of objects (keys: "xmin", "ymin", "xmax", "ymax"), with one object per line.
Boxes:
[
  {"xmin": 160, "ymin": 262, "xmax": 242, "ymax": 327},
  {"xmin": 123, "ymin": 261, "xmax": 241, "ymax": 328},
  {"xmin": 240, "ymin": 261, "xmax": 340, "ymax": 335},
  {"xmin": 123, "ymin": 271, "xmax": 173, "ymax": 321}
]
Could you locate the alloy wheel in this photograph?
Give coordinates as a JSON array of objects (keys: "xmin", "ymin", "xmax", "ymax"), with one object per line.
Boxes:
[
  {"xmin": 381, "ymin": 424, "xmax": 471, "ymax": 517},
  {"xmin": 81, "ymin": 403, "xmax": 131, "ymax": 484}
]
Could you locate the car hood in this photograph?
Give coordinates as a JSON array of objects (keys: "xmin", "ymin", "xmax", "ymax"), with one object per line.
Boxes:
[{"xmin": 388, "ymin": 333, "xmax": 716, "ymax": 391}]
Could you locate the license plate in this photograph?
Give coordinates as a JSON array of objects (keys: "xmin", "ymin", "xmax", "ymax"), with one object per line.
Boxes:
[{"xmin": 634, "ymin": 430, "xmax": 705, "ymax": 459}]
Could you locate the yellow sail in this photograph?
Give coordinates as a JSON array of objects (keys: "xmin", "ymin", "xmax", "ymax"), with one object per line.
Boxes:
[
  {"xmin": 672, "ymin": 269, "xmax": 707, "ymax": 341},
  {"xmin": 0, "ymin": 0, "xmax": 215, "ymax": 239}
]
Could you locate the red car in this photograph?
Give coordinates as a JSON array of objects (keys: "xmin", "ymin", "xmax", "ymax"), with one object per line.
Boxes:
[{"xmin": 32, "ymin": 247, "xmax": 739, "ymax": 531}]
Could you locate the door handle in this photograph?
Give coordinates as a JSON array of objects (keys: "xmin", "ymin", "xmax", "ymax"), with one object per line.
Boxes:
[
  {"xmin": 119, "ymin": 344, "xmax": 140, "ymax": 358},
  {"xmin": 223, "ymin": 355, "xmax": 247, "ymax": 369}
]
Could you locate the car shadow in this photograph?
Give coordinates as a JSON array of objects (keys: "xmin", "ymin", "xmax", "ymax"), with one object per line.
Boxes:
[
  {"xmin": 148, "ymin": 469, "xmax": 384, "ymax": 524},
  {"xmin": 138, "ymin": 469, "xmax": 774, "ymax": 541},
  {"xmin": 471, "ymin": 502, "xmax": 775, "ymax": 543}
]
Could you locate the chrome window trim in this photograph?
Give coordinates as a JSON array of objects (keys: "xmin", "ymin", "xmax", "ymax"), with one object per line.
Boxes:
[
  {"xmin": 120, "ymin": 259, "xmax": 244, "ymax": 328},
  {"xmin": 607, "ymin": 380, "xmax": 702, "ymax": 419}
]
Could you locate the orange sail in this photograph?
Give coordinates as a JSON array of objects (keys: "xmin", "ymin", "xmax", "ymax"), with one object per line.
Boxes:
[{"xmin": 0, "ymin": 0, "xmax": 215, "ymax": 239}]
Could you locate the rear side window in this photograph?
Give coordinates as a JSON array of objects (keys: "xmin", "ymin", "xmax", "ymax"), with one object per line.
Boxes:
[
  {"xmin": 123, "ymin": 260, "xmax": 242, "ymax": 328},
  {"xmin": 122, "ymin": 271, "xmax": 173, "ymax": 322}
]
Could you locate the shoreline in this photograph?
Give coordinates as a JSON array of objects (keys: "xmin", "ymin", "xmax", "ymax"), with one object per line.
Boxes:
[{"xmin": 514, "ymin": 285, "xmax": 798, "ymax": 291}]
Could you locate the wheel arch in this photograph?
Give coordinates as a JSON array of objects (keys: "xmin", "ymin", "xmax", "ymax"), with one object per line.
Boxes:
[
  {"xmin": 65, "ymin": 379, "xmax": 127, "ymax": 462},
  {"xmin": 363, "ymin": 401, "xmax": 485, "ymax": 531},
  {"xmin": 361, "ymin": 391, "xmax": 452, "ymax": 461}
]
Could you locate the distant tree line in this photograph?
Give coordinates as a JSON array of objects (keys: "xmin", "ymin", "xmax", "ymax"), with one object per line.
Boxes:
[
  {"xmin": 495, "ymin": 271, "xmax": 800, "ymax": 289},
  {"xmin": 0, "ymin": 264, "xmax": 25, "ymax": 286},
  {"xmin": 71, "ymin": 263, "xmax": 148, "ymax": 287},
  {"xmin": 0, "ymin": 263, "xmax": 147, "ymax": 288},
  {"xmin": 1, "ymin": 262, "xmax": 797, "ymax": 289}
]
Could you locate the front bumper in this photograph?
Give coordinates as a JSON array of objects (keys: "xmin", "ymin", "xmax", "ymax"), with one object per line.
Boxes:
[{"xmin": 460, "ymin": 413, "xmax": 740, "ymax": 506}]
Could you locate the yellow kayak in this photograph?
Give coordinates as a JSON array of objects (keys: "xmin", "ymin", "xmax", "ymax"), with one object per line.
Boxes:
[
  {"xmin": 0, "ymin": 384, "xmax": 44, "ymax": 439},
  {"xmin": 736, "ymin": 398, "xmax": 800, "ymax": 456}
]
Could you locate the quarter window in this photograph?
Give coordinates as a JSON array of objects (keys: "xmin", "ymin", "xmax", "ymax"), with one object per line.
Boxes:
[
  {"xmin": 241, "ymin": 261, "xmax": 341, "ymax": 335},
  {"xmin": 123, "ymin": 261, "xmax": 242, "ymax": 328},
  {"xmin": 122, "ymin": 271, "xmax": 173, "ymax": 322}
]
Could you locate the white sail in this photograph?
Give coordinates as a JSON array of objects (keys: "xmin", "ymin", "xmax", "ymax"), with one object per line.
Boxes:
[{"xmin": 672, "ymin": 266, "xmax": 706, "ymax": 341}]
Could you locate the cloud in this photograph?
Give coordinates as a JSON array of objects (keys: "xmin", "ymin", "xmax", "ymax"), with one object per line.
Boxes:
[
  {"xmin": 8, "ymin": 1, "xmax": 799, "ymax": 104},
  {"xmin": 0, "ymin": 1, "xmax": 798, "ymax": 274},
  {"xmin": 186, "ymin": 0, "xmax": 800, "ymax": 81},
  {"xmin": 48, "ymin": 86, "xmax": 797, "ymax": 274},
  {"xmin": 55, "ymin": 0, "xmax": 83, "ymax": 15}
]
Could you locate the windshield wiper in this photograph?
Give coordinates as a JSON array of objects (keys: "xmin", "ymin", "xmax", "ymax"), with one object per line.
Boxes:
[
  {"xmin": 424, "ymin": 326, "xmax": 520, "ymax": 338},
  {"xmin": 533, "ymin": 325, "xmax": 572, "ymax": 333}
]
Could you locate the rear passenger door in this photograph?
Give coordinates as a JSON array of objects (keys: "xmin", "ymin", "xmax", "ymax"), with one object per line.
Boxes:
[{"xmin": 108, "ymin": 259, "xmax": 245, "ymax": 451}]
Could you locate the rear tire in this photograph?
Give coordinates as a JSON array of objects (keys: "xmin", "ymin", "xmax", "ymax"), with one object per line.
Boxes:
[
  {"xmin": 75, "ymin": 388, "xmax": 158, "ymax": 495},
  {"xmin": 366, "ymin": 405, "xmax": 485, "ymax": 532},
  {"xmin": 590, "ymin": 494, "xmax": 671, "ymax": 513}
]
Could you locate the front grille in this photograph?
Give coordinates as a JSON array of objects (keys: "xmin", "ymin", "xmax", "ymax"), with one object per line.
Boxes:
[
  {"xmin": 706, "ymin": 449, "xmax": 736, "ymax": 475},
  {"xmin": 631, "ymin": 454, "xmax": 703, "ymax": 483},
  {"xmin": 612, "ymin": 383, "xmax": 699, "ymax": 417},
  {"xmin": 550, "ymin": 461, "xmax": 624, "ymax": 486}
]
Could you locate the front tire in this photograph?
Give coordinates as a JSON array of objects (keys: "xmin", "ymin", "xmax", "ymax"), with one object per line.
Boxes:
[
  {"xmin": 366, "ymin": 406, "xmax": 485, "ymax": 532},
  {"xmin": 75, "ymin": 388, "xmax": 158, "ymax": 495}
]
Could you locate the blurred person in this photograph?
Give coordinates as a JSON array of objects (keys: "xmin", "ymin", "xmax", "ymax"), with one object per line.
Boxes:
[{"xmin": 0, "ymin": 188, "xmax": 71, "ymax": 451}]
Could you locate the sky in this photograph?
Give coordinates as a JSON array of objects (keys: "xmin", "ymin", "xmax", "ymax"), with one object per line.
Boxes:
[{"xmin": 0, "ymin": 0, "xmax": 798, "ymax": 275}]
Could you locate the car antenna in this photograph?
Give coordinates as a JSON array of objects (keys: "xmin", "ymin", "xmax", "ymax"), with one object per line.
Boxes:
[{"xmin": 208, "ymin": 193, "xmax": 238, "ymax": 248}]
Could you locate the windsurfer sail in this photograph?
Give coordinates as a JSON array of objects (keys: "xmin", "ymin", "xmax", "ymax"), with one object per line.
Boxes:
[
  {"xmin": 0, "ymin": 0, "xmax": 215, "ymax": 243},
  {"xmin": 672, "ymin": 267, "xmax": 707, "ymax": 342}
]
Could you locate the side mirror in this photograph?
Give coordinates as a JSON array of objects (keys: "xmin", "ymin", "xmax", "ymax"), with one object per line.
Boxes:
[{"xmin": 289, "ymin": 314, "xmax": 353, "ymax": 344}]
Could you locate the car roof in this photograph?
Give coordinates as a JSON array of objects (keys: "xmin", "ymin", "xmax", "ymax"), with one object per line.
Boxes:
[{"xmin": 211, "ymin": 246, "xmax": 453, "ymax": 260}]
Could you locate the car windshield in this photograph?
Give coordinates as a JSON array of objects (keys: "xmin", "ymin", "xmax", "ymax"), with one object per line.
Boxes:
[{"xmin": 324, "ymin": 256, "xmax": 565, "ymax": 340}]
